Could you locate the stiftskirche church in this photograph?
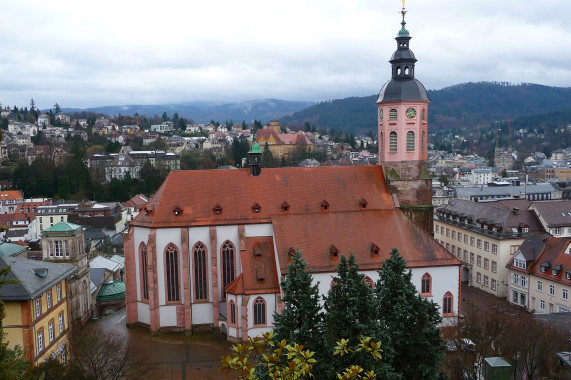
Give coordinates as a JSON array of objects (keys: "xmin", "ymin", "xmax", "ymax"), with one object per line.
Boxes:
[{"xmin": 124, "ymin": 5, "xmax": 461, "ymax": 339}]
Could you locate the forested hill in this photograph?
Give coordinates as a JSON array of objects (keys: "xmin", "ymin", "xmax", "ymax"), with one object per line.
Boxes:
[{"xmin": 280, "ymin": 82, "xmax": 571, "ymax": 133}]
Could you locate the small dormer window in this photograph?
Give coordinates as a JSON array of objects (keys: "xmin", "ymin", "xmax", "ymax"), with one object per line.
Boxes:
[
  {"xmin": 566, "ymin": 270, "xmax": 571, "ymax": 280},
  {"xmin": 370, "ymin": 243, "xmax": 380, "ymax": 257},
  {"xmin": 321, "ymin": 200, "xmax": 330, "ymax": 212},
  {"xmin": 281, "ymin": 201, "xmax": 290, "ymax": 212},
  {"xmin": 330, "ymin": 245, "xmax": 339, "ymax": 258},
  {"xmin": 552, "ymin": 265, "xmax": 563, "ymax": 276},
  {"xmin": 172, "ymin": 206, "xmax": 182, "ymax": 216},
  {"xmin": 213, "ymin": 204, "xmax": 223, "ymax": 215},
  {"xmin": 359, "ymin": 199, "xmax": 368, "ymax": 210},
  {"xmin": 252, "ymin": 203, "xmax": 261, "ymax": 213},
  {"xmin": 540, "ymin": 262, "xmax": 551, "ymax": 273}
]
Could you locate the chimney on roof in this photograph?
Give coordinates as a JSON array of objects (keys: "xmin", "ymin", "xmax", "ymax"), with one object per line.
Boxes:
[{"xmin": 513, "ymin": 207, "xmax": 520, "ymax": 215}]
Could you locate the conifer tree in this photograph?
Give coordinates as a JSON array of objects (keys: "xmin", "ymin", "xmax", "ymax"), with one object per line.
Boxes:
[
  {"xmin": 272, "ymin": 250, "xmax": 323, "ymax": 356},
  {"xmin": 375, "ymin": 248, "xmax": 445, "ymax": 379},
  {"xmin": 323, "ymin": 254, "xmax": 394, "ymax": 379}
]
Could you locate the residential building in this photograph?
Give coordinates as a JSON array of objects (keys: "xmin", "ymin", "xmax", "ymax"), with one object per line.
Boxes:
[
  {"xmin": 89, "ymin": 146, "xmax": 180, "ymax": 183},
  {"xmin": 0, "ymin": 256, "xmax": 75, "ymax": 365},
  {"xmin": 42, "ymin": 222, "xmax": 93, "ymax": 324},
  {"xmin": 0, "ymin": 190, "xmax": 24, "ymax": 214},
  {"xmin": 506, "ymin": 234, "xmax": 571, "ymax": 313},
  {"xmin": 36, "ymin": 203, "xmax": 79, "ymax": 236},
  {"xmin": 255, "ymin": 123, "xmax": 313, "ymax": 160},
  {"xmin": 434, "ymin": 199, "xmax": 542, "ymax": 297},
  {"xmin": 455, "ymin": 183, "xmax": 558, "ymax": 202},
  {"xmin": 150, "ymin": 121, "xmax": 174, "ymax": 133},
  {"xmin": 530, "ymin": 200, "xmax": 571, "ymax": 237}
]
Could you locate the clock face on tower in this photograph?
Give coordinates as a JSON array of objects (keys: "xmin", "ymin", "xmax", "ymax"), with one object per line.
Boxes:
[
  {"xmin": 406, "ymin": 107, "xmax": 416, "ymax": 119},
  {"xmin": 379, "ymin": 109, "xmax": 383, "ymax": 120}
]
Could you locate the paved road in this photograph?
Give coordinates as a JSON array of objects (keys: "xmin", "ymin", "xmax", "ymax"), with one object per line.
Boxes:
[{"xmin": 93, "ymin": 309, "xmax": 237, "ymax": 380}]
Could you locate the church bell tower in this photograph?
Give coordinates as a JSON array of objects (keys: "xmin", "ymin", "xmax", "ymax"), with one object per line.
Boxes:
[{"xmin": 378, "ymin": 3, "xmax": 432, "ymax": 230}]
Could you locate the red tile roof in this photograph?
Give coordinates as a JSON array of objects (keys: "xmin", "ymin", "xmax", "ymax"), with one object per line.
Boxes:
[
  {"xmin": 225, "ymin": 237, "xmax": 280, "ymax": 295},
  {"xmin": 272, "ymin": 210, "xmax": 460, "ymax": 273},
  {"xmin": 508, "ymin": 235, "xmax": 571, "ymax": 286},
  {"xmin": 0, "ymin": 191, "xmax": 23, "ymax": 201},
  {"xmin": 131, "ymin": 166, "xmax": 395, "ymax": 228}
]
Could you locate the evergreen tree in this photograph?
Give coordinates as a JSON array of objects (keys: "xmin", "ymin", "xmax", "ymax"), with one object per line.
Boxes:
[
  {"xmin": 273, "ymin": 250, "xmax": 323, "ymax": 355},
  {"xmin": 323, "ymin": 255, "xmax": 394, "ymax": 379},
  {"xmin": 53, "ymin": 102, "xmax": 61, "ymax": 114},
  {"xmin": 375, "ymin": 248, "xmax": 445, "ymax": 379},
  {"xmin": 261, "ymin": 142, "xmax": 274, "ymax": 168}
]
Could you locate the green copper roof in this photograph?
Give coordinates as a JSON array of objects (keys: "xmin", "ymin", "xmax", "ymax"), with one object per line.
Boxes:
[
  {"xmin": 0, "ymin": 242, "xmax": 27, "ymax": 257},
  {"xmin": 249, "ymin": 141, "xmax": 262, "ymax": 154},
  {"xmin": 44, "ymin": 222, "xmax": 82, "ymax": 233},
  {"xmin": 96, "ymin": 280, "xmax": 126, "ymax": 302},
  {"xmin": 398, "ymin": 25, "xmax": 409, "ymax": 37}
]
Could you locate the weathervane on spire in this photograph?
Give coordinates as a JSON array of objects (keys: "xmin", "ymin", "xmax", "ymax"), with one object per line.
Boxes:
[{"xmin": 401, "ymin": 0, "xmax": 407, "ymax": 25}]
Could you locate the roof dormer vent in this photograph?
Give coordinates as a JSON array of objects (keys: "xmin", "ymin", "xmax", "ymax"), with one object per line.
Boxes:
[{"xmin": 33, "ymin": 268, "xmax": 48, "ymax": 278}]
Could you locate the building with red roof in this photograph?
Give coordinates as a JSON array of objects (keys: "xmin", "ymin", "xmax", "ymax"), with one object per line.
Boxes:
[
  {"xmin": 507, "ymin": 233, "xmax": 571, "ymax": 313},
  {"xmin": 123, "ymin": 6, "xmax": 460, "ymax": 340}
]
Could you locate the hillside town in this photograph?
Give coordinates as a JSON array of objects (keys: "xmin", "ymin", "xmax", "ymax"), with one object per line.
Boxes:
[{"xmin": 1, "ymin": 2, "xmax": 571, "ymax": 380}]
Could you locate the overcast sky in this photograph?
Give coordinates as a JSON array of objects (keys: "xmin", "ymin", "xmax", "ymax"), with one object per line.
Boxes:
[{"xmin": 1, "ymin": 0, "xmax": 570, "ymax": 109}]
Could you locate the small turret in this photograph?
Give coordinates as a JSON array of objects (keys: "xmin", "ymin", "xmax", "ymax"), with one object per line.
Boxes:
[{"xmin": 249, "ymin": 139, "xmax": 262, "ymax": 176}]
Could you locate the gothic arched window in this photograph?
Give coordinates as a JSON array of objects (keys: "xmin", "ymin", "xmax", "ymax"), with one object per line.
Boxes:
[
  {"xmin": 443, "ymin": 292, "xmax": 453, "ymax": 316},
  {"xmin": 253, "ymin": 297, "xmax": 266, "ymax": 326},
  {"xmin": 221, "ymin": 241, "xmax": 235, "ymax": 299},
  {"xmin": 421, "ymin": 273, "xmax": 431, "ymax": 296},
  {"xmin": 165, "ymin": 243, "xmax": 180, "ymax": 302},
  {"xmin": 194, "ymin": 242, "xmax": 208, "ymax": 301},
  {"xmin": 140, "ymin": 243, "xmax": 148, "ymax": 301}
]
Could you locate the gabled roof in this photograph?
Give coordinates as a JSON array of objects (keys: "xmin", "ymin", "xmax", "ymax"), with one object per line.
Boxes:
[
  {"xmin": 0, "ymin": 190, "xmax": 23, "ymax": 201},
  {"xmin": 438, "ymin": 199, "xmax": 541, "ymax": 231},
  {"xmin": 0, "ymin": 256, "xmax": 76, "ymax": 300},
  {"xmin": 531, "ymin": 200, "xmax": 571, "ymax": 227},
  {"xmin": 132, "ymin": 166, "xmax": 395, "ymax": 228},
  {"xmin": 90, "ymin": 255, "xmax": 121, "ymax": 273},
  {"xmin": 507, "ymin": 235, "xmax": 571, "ymax": 285},
  {"xmin": 272, "ymin": 210, "xmax": 460, "ymax": 274},
  {"xmin": 0, "ymin": 241, "xmax": 28, "ymax": 257}
]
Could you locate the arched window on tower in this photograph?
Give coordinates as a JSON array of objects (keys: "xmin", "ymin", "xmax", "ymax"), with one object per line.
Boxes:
[
  {"xmin": 421, "ymin": 273, "xmax": 432, "ymax": 296},
  {"xmin": 165, "ymin": 243, "xmax": 180, "ymax": 302},
  {"xmin": 389, "ymin": 109, "xmax": 398, "ymax": 120},
  {"xmin": 389, "ymin": 131, "xmax": 398, "ymax": 151},
  {"xmin": 221, "ymin": 241, "xmax": 235, "ymax": 299},
  {"xmin": 404, "ymin": 66, "xmax": 409, "ymax": 75},
  {"xmin": 406, "ymin": 131, "xmax": 415, "ymax": 151},
  {"xmin": 422, "ymin": 108, "xmax": 426, "ymax": 120},
  {"xmin": 443, "ymin": 292, "xmax": 453, "ymax": 316},
  {"xmin": 397, "ymin": 66, "xmax": 401, "ymax": 76},
  {"xmin": 380, "ymin": 132, "xmax": 384, "ymax": 152},
  {"xmin": 193, "ymin": 242, "xmax": 208, "ymax": 301},
  {"xmin": 253, "ymin": 297, "xmax": 266, "ymax": 326},
  {"xmin": 421, "ymin": 131, "xmax": 426, "ymax": 152}
]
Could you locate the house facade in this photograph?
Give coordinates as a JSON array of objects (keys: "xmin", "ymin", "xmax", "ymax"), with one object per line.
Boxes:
[
  {"xmin": 434, "ymin": 199, "xmax": 541, "ymax": 297},
  {"xmin": 0, "ymin": 256, "xmax": 75, "ymax": 366},
  {"xmin": 41, "ymin": 222, "xmax": 93, "ymax": 324},
  {"xmin": 507, "ymin": 234, "xmax": 571, "ymax": 313}
]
